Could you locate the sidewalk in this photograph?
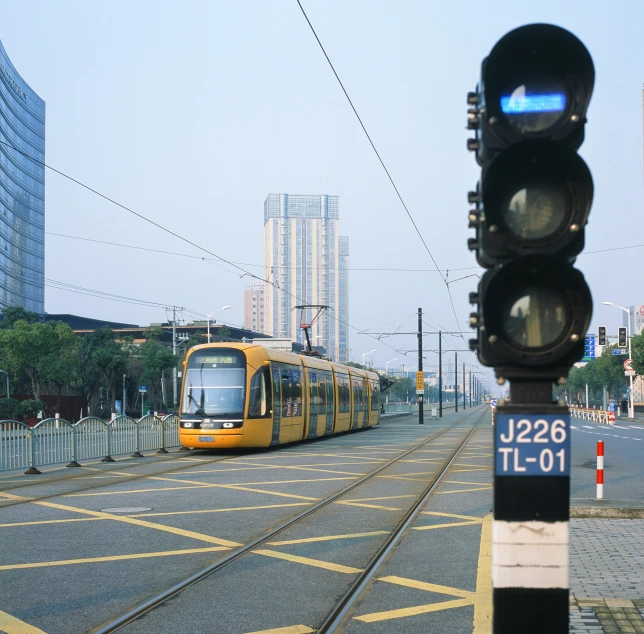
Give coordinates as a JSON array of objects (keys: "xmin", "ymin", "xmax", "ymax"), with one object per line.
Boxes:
[{"xmin": 569, "ymin": 500, "xmax": 644, "ymax": 633}]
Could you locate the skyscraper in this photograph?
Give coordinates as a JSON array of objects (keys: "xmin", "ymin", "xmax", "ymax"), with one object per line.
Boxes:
[
  {"xmin": 0, "ymin": 40, "xmax": 46, "ymax": 313},
  {"xmin": 243, "ymin": 280, "xmax": 265, "ymax": 333},
  {"xmin": 264, "ymin": 193, "xmax": 349, "ymax": 362}
]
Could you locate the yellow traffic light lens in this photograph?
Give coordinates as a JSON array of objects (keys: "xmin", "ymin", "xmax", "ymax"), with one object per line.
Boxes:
[
  {"xmin": 504, "ymin": 184, "xmax": 567, "ymax": 240},
  {"xmin": 501, "ymin": 84, "xmax": 567, "ymax": 133},
  {"xmin": 503, "ymin": 286, "xmax": 568, "ymax": 349}
]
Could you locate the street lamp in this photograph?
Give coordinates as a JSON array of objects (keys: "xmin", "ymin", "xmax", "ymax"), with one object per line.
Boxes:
[
  {"xmin": 0, "ymin": 370, "xmax": 9, "ymax": 398},
  {"xmin": 603, "ymin": 301, "xmax": 634, "ymax": 418},
  {"xmin": 385, "ymin": 358, "xmax": 398, "ymax": 375},
  {"xmin": 362, "ymin": 350, "xmax": 376, "ymax": 366},
  {"xmin": 207, "ymin": 306, "xmax": 232, "ymax": 343}
]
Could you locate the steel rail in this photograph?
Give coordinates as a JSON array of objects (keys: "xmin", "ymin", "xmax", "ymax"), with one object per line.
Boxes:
[
  {"xmin": 317, "ymin": 409, "xmax": 486, "ymax": 632},
  {"xmin": 93, "ymin": 408, "xmax": 483, "ymax": 633}
]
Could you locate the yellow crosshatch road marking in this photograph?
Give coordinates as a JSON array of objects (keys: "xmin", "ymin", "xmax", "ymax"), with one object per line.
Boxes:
[
  {"xmin": 452, "ymin": 467, "xmax": 492, "ymax": 473},
  {"xmin": 64, "ymin": 476, "xmax": 357, "ymax": 497},
  {"xmin": 244, "ymin": 626, "xmax": 315, "ymax": 634},
  {"xmin": 444, "ymin": 480, "xmax": 491, "ymax": 486},
  {"xmin": 129, "ymin": 503, "xmax": 311, "ymax": 517},
  {"xmin": 334, "ymin": 501, "xmax": 401, "ymax": 511},
  {"xmin": 0, "ymin": 491, "xmax": 241, "ymax": 547},
  {"xmin": 64, "ymin": 484, "xmax": 211, "ymax": 497},
  {"xmin": 145, "ymin": 476, "xmax": 320, "ymax": 501},
  {"xmin": 344, "ymin": 495, "xmax": 416, "ymax": 503},
  {"xmin": 253, "ymin": 549, "xmax": 362, "ymax": 574},
  {"xmin": 412, "ymin": 520, "xmax": 482, "ymax": 531},
  {"xmin": 354, "ymin": 598, "xmax": 475, "ymax": 622},
  {"xmin": 223, "ymin": 462, "xmax": 366, "ymax": 477},
  {"xmin": 423, "ymin": 511, "xmax": 485, "ymax": 521},
  {"xmin": 379, "ymin": 576, "xmax": 475, "ymax": 599},
  {"xmin": 268, "ymin": 530, "xmax": 390, "ymax": 546},
  {"xmin": 0, "ymin": 546, "xmax": 230, "ymax": 571},
  {"xmin": 0, "ymin": 609, "xmax": 47, "ymax": 634},
  {"xmin": 474, "ymin": 515, "xmax": 492, "ymax": 634},
  {"xmin": 0, "ymin": 517, "xmax": 104, "ymax": 528},
  {"xmin": 436, "ymin": 486, "xmax": 492, "ymax": 495}
]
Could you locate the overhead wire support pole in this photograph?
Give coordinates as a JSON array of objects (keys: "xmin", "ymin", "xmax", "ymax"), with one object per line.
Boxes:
[
  {"xmin": 438, "ymin": 331, "xmax": 442, "ymax": 418},
  {"xmin": 455, "ymin": 351, "xmax": 458, "ymax": 413},
  {"xmin": 463, "ymin": 362, "xmax": 466, "ymax": 410},
  {"xmin": 418, "ymin": 307, "xmax": 424, "ymax": 425}
]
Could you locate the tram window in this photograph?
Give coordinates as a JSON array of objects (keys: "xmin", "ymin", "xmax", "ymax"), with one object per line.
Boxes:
[
  {"xmin": 281, "ymin": 369, "xmax": 292, "ymax": 418},
  {"xmin": 371, "ymin": 380, "xmax": 381, "ymax": 411},
  {"xmin": 326, "ymin": 373, "xmax": 335, "ymax": 413},
  {"xmin": 309, "ymin": 377, "xmax": 319, "ymax": 417},
  {"xmin": 248, "ymin": 367, "xmax": 271, "ymax": 418},
  {"xmin": 338, "ymin": 375, "xmax": 350, "ymax": 413},
  {"xmin": 317, "ymin": 374, "xmax": 326, "ymax": 415},
  {"xmin": 291, "ymin": 370, "xmax": 302, "ymax": 417}
]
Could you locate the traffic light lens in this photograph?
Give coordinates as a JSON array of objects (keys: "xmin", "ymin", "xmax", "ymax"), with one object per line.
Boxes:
[
  {"xmin": 504, "ymin": 184, "xmax": 567, "ymax": 240},
  {"xmin": 503, "ymin": 286, "xmax": 568, "ymax": 349},
  {"xmin": 500, "ymin": 84, "xmax": 567, "ymax": 133}
]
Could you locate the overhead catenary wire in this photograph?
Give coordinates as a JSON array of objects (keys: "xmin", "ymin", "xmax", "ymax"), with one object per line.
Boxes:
[
  {"xmin": 0, "ymin": 139, "xmax": 415, "ymax": 361},
  {"xmin": 294, "ymin": 0, "xmax": 465, "ymax": 336}
]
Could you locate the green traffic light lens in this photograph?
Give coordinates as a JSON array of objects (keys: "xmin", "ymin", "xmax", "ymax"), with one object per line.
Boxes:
[
  {"xmin": 500, "ymin": 82, "xmax": 568, "ymax": 133},
  {"xmin": 503, "ymin": 183, "xmax": 568, "ymax": 240},
  {"xmin": 502, "ymin": 286, "xmax": 568, "ymax": 349}
]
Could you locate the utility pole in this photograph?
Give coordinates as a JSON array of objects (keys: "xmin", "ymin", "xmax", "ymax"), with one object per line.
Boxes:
[
  {"xmin": 455, "ymin": 352, "xmax": 458, "ymax": 412},
  {"xmin": 122, "ymin": 374, "xmax": 126, "ymax": 417},
  {"xmin": 172, "ymin": 306, "xmax": 178, "ymax": 408},
  {"xmin": 418, "ymin": 307, "xmax": 424, "ymax": 425},
  {"xmin": 463, "ymin": 362, "xmax": 466, "ymax": 410},
  {"xmin": 469, "ymin": 370, "xmax": 472, "ymax": 407},
  {"xmin": 438, "ymin": 331, "xmax": 443, "ymax": 417}
]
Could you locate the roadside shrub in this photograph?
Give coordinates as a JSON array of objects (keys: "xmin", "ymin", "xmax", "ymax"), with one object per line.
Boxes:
[
  {"xmin": 0, "ymin": 398, "xmax": 21, "ymax": 420},
  {"xmin": 19, "ymin": 399, "xmax": 46, "ymax": 419}
]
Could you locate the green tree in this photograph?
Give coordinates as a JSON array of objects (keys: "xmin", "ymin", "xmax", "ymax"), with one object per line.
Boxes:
[
  {"xmin": 0, "ymin": 320, "xmax": 76, "ymax": 402},
  {"xmin": 38, "ymin": 324, "xmax": 79, "ymax": 413},
  {"xmin": 632, "ymin": 333, "xmax": 644, "ymax": 377},
  {"xmin": 88, "ymin": 327, "xmax": 128, "ymax": 413},
  {"xmin": 0, "ymin": 307, "xmax": 40, "ymax": 329},
  {"xmin": 139, "ymin": 339, "xmax": 177, "ymax": 409}
]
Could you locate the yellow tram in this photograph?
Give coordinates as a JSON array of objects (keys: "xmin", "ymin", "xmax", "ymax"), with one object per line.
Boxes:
[{"xmin": 178, "ymin": 343, "xmax": 382, "ymax": 449}]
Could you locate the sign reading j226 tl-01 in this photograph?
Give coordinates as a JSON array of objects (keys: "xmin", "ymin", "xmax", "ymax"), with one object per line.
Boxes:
[{"xmin": 495, "ymin": 414, "xmax": 570, "ymax": 476}]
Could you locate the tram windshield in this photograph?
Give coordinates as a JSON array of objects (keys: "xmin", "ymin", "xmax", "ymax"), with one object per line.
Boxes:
[{"xmin": 182, "ymin": 350, "xmax": 246, "ymax": 417}]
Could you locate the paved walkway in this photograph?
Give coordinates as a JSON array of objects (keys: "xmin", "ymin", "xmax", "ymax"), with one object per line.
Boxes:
[{"xmin": 570, "ymin": 519, "xmax": 644, "ymax": 633}]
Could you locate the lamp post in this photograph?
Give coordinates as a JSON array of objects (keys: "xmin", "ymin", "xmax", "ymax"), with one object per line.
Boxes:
[
  {"xmin": 385, "ymin": 358, "xmax": 398, "ymax": 375},
  {"xmin": 362, "ymin": 350, "xmax": 376, "ymax": 366},
  {"xmin": 603, "ymin": 301, "xmax": 634, "ymax": 418},
  {"xmin": 207, "ymin": 306, "xmax": 232, "ymax": 343},
  {"xmin": 0, "ymin": 370, "xmax": 9, "ymax": 398}
]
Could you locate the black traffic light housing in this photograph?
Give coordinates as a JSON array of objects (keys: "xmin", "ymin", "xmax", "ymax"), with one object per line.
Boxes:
[
  {"xmin": 467, "ymin": 24, "xmax": 594, "ymax": 383},
  {"xmin": 618, "ymin": 327, "xmax": 627, "ymax": 348},
  {"xmin": 598, "ymin": 326, "xmax": 606, "ymax": 346}
]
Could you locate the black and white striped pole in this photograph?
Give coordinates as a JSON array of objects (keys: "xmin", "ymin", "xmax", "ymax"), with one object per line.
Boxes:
[{"xmin": 465, "ymin": 23, "xmax": 595, "ymax": 633}]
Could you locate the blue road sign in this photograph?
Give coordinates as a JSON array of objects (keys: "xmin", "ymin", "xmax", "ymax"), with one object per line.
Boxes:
[
  {"xmin": 612, "ymin": 349, "xmax": 628, "ymax": 355},
  {"xmin": 495, "ymin": 413, "xmax": 570, "ymax": 476},
  {"xmin": 139, "ymin": 385, "xmax": 147, "ymax": 393}
]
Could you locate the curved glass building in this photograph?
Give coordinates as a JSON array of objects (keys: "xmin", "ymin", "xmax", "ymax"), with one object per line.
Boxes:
[{"xmin": 0, "ymin": 39, "xmax": 45, "ymax": 313}]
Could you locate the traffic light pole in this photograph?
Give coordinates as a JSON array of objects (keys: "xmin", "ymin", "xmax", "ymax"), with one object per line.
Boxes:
[
  {"xmin": 418, "ymin": 307, "xmax": 424, "ymax": 425},
  {"xmin": 494, "ymin": 383, "xmax": 570, "ymax": 633}
]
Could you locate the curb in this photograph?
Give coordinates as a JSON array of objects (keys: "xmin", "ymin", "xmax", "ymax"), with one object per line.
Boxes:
[{"xmin": 571, "ymin": 507, "xmax": 644, "ymax": 519}]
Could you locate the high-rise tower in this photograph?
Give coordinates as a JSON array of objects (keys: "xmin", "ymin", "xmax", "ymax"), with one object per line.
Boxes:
[{"xmin": 264, "ymin": 193, "xmax": 349, "ymax": 362}]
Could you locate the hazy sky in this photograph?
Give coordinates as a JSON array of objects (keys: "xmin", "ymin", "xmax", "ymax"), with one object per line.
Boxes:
[{"xmin": 2, "ymin": 0, "xmax": 643, "ymax": 389}]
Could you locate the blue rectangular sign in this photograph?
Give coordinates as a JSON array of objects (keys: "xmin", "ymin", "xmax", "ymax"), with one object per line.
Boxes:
[
  {"xmin": 612, "ymin": 349, "xmax": 628, "ymax": 355},
  {"xmin": 495, "ymin": 413, "xmax": 570, "ymax": 476}
]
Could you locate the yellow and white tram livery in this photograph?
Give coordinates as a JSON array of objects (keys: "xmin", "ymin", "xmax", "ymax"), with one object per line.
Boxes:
[{"xmin": 178, "ymin": 343, "xmax": 382, "ymax": 449}]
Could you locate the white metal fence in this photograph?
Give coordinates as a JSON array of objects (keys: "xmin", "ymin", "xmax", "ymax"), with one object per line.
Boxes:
[{"xmin": 0, "ymin": 414, "xmax": 179, "ymax": 474}]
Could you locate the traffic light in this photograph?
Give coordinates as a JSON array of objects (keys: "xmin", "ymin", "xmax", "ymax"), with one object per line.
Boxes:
[
  {"xmin": 618, "ymin": 327, "xmax": 627, "ymax": 348},
  {"xmin": 467, "ymin": 24, "xmax": 595, "ymax": 383},
  {"xmin": 598, "ymin": 326, "xmax": 606, "ymax": 346}
]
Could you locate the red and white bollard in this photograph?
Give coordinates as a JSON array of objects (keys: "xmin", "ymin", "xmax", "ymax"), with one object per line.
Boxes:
[{"xmin": 596, "ymin": 441, "xmax": 604, "ymax": 499}]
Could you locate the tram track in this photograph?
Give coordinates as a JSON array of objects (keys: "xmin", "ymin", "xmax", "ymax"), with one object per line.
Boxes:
[{"xmin": 91, "ymin": 408, "xmax": 485, "ymax": 634}]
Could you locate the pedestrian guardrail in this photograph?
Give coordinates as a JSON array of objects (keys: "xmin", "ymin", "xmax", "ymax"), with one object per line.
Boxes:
[{"xmin": 0, "ymin": 414, "xmax": 179, "ymax": 474}]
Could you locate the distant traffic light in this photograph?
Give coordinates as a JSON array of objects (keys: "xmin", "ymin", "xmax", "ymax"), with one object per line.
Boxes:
[
  {"xmin": 618, "ymin": 327, "xmax": 627, "ymax": 348},
  {"xmin": 598, "ymin": 326, "xmax": 606, "ymax": 346},
  {"xmin": 467, "ymin": 24, "xmax": 595, "ymax": 383}
]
